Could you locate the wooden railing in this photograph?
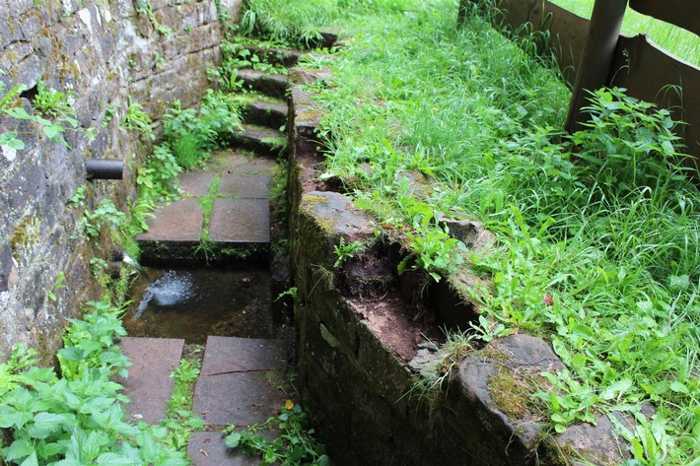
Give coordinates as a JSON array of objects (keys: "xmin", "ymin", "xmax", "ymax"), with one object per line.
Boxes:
[{"xmin": 460, "ymin": 0, "xmax": 700, "ymax": 162}]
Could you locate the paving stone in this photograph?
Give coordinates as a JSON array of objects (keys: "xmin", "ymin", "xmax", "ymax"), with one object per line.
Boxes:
[
  {"xmin": 180, "ymin": 171, "xmax": 215, "ymax": 197},
  {"xmin": 200, "ymin": 336, "xmax": 286, "ymax": 375},
  {"xmin": 207, "ymin": 150, "xmax": 276, "ymax": 176},
  {"xmin": 188, "ymin": 432, "xmax": 259, "ymax": 466},
  {"xmin": 120, "ymin": 337, "xmax": 185, "ymax": 424},
  {"xmin": 209, "ymin": 198, "xmax": 270, "ymax": 243},
  {"xmin": 194, "ymin": 337, "xmax": 287, "ymax": 426},
  {"xmin": 137, "ymin": 198, "xmax": 203, "ymax": 242},
  {"xmin": 219, "ymin": 175, "xmax": 271, "ymax": 199}
]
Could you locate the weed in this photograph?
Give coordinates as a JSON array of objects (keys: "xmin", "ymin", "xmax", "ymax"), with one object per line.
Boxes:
[
  {"xmin": 47, "ymin": 271, "xmax": 66, "ymax": 303},
  {"xmin": 275, "ymin": 287, "xmax": 298, "ymax": 302},
  {"xmin": 332, "ymin": 238, "xmax": 365, "ymax": 268},
  {"xmin": 33, "ymin": 81, "xmax": 73, "ymax": 120},
  {"xmin": 123, "ymin": 98, "xmax": 154, "ymax": 141},
  {"xmin": 0, "ymin": 279, "xmax": 189, "ymax": 465},
  {"xmin": 224, "ymin": 402, "xmax": 329, "ymax": 465},
  {"xmin": 161, "ymin": 358, "xmax": 205, "ymax": 451},
  {"xmin": 135, "ymin": 0, "xmax": 173, "ymax": 36},
  {"xmin": 163, "ymin": 90, "xmax": 243, "ymax": 168},
  {"xmin": 196, "ymin": 176, "xmax": 221, "ymax": 261}
]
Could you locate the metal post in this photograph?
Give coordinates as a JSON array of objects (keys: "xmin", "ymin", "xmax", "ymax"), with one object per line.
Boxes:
[
  {"xmin": 565, "ymin": 0, "xmax": 628, "ymax": 133},
  {"xmin": 85, "ymin": 160, "xmax": 124, "ymax": 180}
]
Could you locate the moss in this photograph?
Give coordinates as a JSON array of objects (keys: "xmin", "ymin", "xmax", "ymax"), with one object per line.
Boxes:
[
  {"xmin": 10, "ymin": 215, "xmax": 41, "ymax": 261},
  {"xmin": 487, "ymin": 365, "xmax": 547, "ymax": 421},
  {"xmin": 302, "ymin": 194, "xmax": 329, "ymax": 206}
]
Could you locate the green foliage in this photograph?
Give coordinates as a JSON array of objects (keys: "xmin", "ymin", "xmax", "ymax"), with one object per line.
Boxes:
[
  {"xmin": 161, "ymin": 358, "xmax": 205, "ymax": 451},
  {"xmin": 292, "ymin": 1, "xmax": 700, "ymax": 463},
  {"xmin": 0, "ymin": 282, "xmax": 189, "ymax": 465},
  {"xmin": 162, "ymin": 90, "xmax": 243, "ymax": 169},
  {"xmin": 0, "ymin": 81, "xmax": 78, "ymax": 151},
  {"xmin": 332, "ymin": 238, "xmax": 365, "ymax": 268},
  {"xmin": 224, "ymin": 403, "xmax": 329, "ymax": 466},
  {"xmin": 241, "ymin": 0, "xmax": 419, "ymax": 46},
  {"xmin": 33, "ymin": 81, "xmax": 74, "ymax": 120},
  {"xmin": 195, "ymin": 176, "xmax": 222, "ymax": 261},
  {"xmin": 135, "ymin": 0, "xmax": 173, "ymax": 36},
  {"xmin": 123, "ymin": 99, "xmax": 154, "ymax": 141},
  {"xmin": 80, "ymin": 199, "xmax": 127, "ymax": 239}
]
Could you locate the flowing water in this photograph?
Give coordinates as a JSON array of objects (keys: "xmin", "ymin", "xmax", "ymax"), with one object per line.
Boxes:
[{"xmin": 123, "ymin": 267, "xmax": 274, "ymax": 344}]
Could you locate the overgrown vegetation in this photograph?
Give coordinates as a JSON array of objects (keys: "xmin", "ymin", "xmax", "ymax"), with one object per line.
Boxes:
[
  {"xmin": 224, "ymin": 402, "xmax": 329, "ymax": 466},
  {"xmin": 0, "ymin": 266, "xmax": 190, "ymax": 465},
  {"xmin": 161, "ymin": 357, "xmax": 204, "ymax": 452},
  {"xmin": 243, "ymin": 0, "xmax": 700, "ymax": 463},
  {"xmin": 0, "ymin": 81, "xmax": 78, "ymax": 154}
]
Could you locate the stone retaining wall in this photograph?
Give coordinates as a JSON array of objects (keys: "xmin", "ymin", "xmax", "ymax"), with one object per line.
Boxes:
[
  {"xmin": 288, "ymin": 68, "xmax": 632, "ymax": 466},
  {"xmin": 0, "ymin": 0, "xmax": 241, "ymax": 361}
]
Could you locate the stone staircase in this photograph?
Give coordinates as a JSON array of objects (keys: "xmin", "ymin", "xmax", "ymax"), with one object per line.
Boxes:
[{"xmin": 123, "ymin": 45, "xmax": 303, "ymax": 465}]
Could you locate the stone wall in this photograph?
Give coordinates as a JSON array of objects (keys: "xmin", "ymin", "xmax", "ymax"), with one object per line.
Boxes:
[{"xmin": 0, "ymin": 0, "xmax": 241, "ymax": 361}]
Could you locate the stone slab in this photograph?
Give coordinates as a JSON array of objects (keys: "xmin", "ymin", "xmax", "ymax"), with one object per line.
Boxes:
[
  {"xmin": 180, "ymin": 171, "xmax": 215, "ymax": 197},
  {"xmin": 194, "ymin": 337, "xmax": 287, "ymax": 426},
  {"xmin": 200, "ymin": 336, "xmax": 286, "ymax": 375},
  {"xmin": 209, "ymin": 198, "xmax": 270, "ymax": 244},
  {"xmin": 120, "ymin": 337, "xmax": 185, "ymax": 424},
  {"xmin": 137, "ymin": 198, "xmax": 203, "ymax": 243},
  {"xmin": 208, "ymin": 150, "xmax": 277, "ymax": 176},
  {"xmin": 219, "ymin": 175, "xmax": 271, "ymax": 199},
  {"xmin": 188, "ymin": 432, "xmax": 259, "ymax": 466}
]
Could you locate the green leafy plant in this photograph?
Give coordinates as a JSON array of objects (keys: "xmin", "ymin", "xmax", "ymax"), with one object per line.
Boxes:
[
  {"xmin": 162, "ymin": 91, "xmax": 243, "ymax": 169},
  {"xmin": 0, "ymin": 278, "xmax": 189, "ymax": 465},
  {"xmin": 123, "ymin": 98, "xmax": 154, "ymax": 141},
  {"xmin": 225, "ymin": 403, "xmax": 329, "ymax": 466},
  {"xmin": 332, "ymin": 238, "xmax": 365, "ymax": 268},
  {"xmin": 135, "ymin": 0, "xmax": 173, "ymax": 36},
  {"xmin": 80, "ymin": 199, "xmax": 127, "ymax": 239},
  {"xmin": 161, "ymin": 358, "xmax": 205, "ymax": 451},
  {"xmin": 33, "ymin": 81, "xmax": 74, "ymax": 120}
]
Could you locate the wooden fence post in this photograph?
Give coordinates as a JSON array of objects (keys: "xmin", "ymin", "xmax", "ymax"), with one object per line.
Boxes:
[{"xmin": 565, "ymin": 0, "xmax": 628, "ymax": 133}]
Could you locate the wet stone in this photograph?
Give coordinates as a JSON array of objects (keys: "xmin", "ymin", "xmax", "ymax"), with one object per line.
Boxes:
[
  {"xmin": 209, "ymin": 198, "xmax": 270, "ymax": 244},
  {"xmin": 194, "ymin": 336, "xmax": 286, "ymax": 427},
  {"xmin": 219, "ymin": 175, "xmax": 271, "ymax": 199},
  {"xmin": 137, "ymin": 198, "xmax": 203, "ymax": 243},
  {"xmin": 180, "ymin": 171, "xmax": 215, "ymax": 197},
  {"xmin": 119, "ymin": 337, "xmax": 184, "ymax": 424}
]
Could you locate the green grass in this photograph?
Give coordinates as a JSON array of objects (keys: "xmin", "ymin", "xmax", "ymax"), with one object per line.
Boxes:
[
  {"xmin": 550, "ymin": 0, "xmax": 700, "ymax": 67},
  {"xmin": 244, "ymin": 0, "xmax": 700, "ymax": 463}
]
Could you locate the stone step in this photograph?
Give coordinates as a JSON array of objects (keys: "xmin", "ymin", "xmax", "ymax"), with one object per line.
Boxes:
[
  {"xmin": 193, "ymin": 336, "xmax": 286, "ymax": 427},
  {"xmin": 119, "ymin": 337, "xmax": 185, "ymax": 424},
  {"xmin": 242, "ymin": 99, "xmax": 287, "ymax": 130},
  {"xmin": 239, "ymin": 45, "xmax": 302, "ymax": 68},
  {"xmin": 231, "ymin": 124, "xmax": 287, "ymax": 157},
  {"xmin": 237, "ymin": 69, "xmax": 289, "ymax": 100}
]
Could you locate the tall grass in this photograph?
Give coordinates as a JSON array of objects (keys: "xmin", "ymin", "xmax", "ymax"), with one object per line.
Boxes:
[
  {"xmin": 243, "ymin": 0, "xmax": 700, "ymax": 462},
  {"xmin": 551, "ymin": 0, "xmax": 700, "ymax": 67}
]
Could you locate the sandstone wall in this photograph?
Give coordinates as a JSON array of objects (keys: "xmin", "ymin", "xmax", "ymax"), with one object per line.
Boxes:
[{"xmin": 0, "ymin": 0, "xmax": 241, "ymax": 361}]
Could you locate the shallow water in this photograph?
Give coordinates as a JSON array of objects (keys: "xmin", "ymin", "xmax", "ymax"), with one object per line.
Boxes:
[{"xmin": 123, "ymin": 267, "xmax": 273, "ymax": 344}]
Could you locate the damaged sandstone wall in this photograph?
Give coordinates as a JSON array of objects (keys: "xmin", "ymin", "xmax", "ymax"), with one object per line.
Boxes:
[
  {"xmin": 0, "ymin": 0, "xmax": 241, "ymax": 361},
  {"xmin": 288, "ymin": 68, "xmax": 635, "ymax": 465}
]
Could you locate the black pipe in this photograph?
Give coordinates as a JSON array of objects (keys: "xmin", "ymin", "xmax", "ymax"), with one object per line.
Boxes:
[{"xmin": 86, "ymin": 159, "xmax": 124, "ymax": 180}]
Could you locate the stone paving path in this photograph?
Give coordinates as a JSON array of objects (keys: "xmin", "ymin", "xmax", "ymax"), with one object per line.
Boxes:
[
  {"xmin": 137, "ymin": 150, "xmax": 276, "ymax": 251},
  {"xmin": 124, "ymin": 48, "xmax": 296, "ymax": 465}
]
